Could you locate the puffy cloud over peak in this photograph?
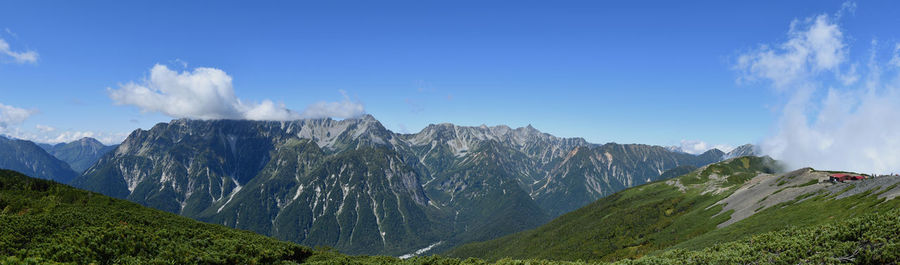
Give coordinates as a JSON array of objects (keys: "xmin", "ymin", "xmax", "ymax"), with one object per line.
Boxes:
[
  {"xmin": 109, "ymin": 64, "xmax": 241, "ymax": 119},
  {"xmin": 109, "ymin": 64, "xmax": 365, "ymax": 121}
]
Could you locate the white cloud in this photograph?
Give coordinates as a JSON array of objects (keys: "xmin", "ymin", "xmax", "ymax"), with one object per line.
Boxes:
[
  {"xmin": 0, "ymin": 38, "xmax": 38, "ymax": 64},
  {"xmin": 890, "ymin": 43, "xmax": 900, "ymax": 68},
  {"xmin": 835, "ymin": 1, "xmax": 857, "ymax": 19},
  {"xmin": 738, "ymin": 7, "xmax": 900, "ymax": 174},
  {"xmin": 0, "ymin": 103, "xmax": 127, "ymax": 145},
  {"xmin": 678, "ymin": 140, "xmax": 734, "ymax": 155},
  {"xmin": 49, "ymin": 131, "xmax": 95, "ymax": 143},
  {"xmin": 298, "ymin": 90, "xmax": 365, "ymax": 119},
  {"xmin": 35, "ymin": 124, "xmax": 56, "ymax": 133},
  {"xmin": 736, "ymin": 14, "xmax": 849, "ymax": 89},
  {"xmin": 109, "ymin": 64, "xmax": 365, "ymax": 120},
  {"xmin": 0, "ymin": 103, "xmax": 36, "ymax": 129},
  {"xmin": 2, "ymin": 126, "xmax": 127, "ymax": 145}
]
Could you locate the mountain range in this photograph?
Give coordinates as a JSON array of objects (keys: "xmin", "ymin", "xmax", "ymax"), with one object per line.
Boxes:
[
  {"xmin": 39, "ymin": 137, "xmax": 119, "ymax": 173},
  {"xmin": 0, "ymin": 135, "xmax": 78, "ymax": 183},
  {"xmin": 52, "ymin": 115, "xmax": 750, "ymax": 255},
  {"xmin": 4, "ymin": 156, "xmax": 898, "ymax": 264}
]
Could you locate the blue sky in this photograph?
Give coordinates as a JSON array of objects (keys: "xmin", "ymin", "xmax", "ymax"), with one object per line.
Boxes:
[{"xmin": 1, "ymin": 1, "xmax": 898, "ymax": 154}]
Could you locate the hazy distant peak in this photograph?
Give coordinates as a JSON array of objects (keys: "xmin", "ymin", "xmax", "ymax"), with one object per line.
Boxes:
[
  {"xmin": 665, "ymin": 145, "xmax": 685, "ymax": 153},
  {"xmin": 722, "ymin": 144, "xmax": 758, "ymax": 160}
]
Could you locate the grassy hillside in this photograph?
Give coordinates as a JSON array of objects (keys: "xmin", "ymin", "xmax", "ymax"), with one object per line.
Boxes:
[
  {"xmin": 0, "ymin": 169, "xmax": 313, "ymax": 264},
  {"xmin": 290, "ymin": 210, "xmax": 900, "ymax": 265},
  {"xmin": 622, "ymin": 207, "xmax": 900, "ymax": 264},
  {"xmin": 446, "ymin": 156, "xmax": 900, "ymax": 262}
]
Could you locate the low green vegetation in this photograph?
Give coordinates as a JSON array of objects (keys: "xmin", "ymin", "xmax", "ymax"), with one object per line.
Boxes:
[
  {"xmin": 622, "ymin": 207, "xmax": 900, "ymax": 264},
  {"xmin": 680, "ymin": 156, "xmax": 779, "ymax": 186},
  {"xmin": 5, "ymin": 201, "xmax": 899, "ymax": 265},
  {"xmin": 0, "ymin": 169, "xmax": 311, "ymax": 264}
]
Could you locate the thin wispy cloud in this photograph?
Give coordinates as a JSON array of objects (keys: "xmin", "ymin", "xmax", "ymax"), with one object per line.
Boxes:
[
  {"xmin": 737, "ymin": 2, "xmax": 900, "ymax": 174},
  {"xmin": 0, "ymin": 37, "xmax": 38, "ymax": 64},
  {"xmin": 35, "ymin": 124, "xmax": 56, "ymax": 133},
  {"xmin": 678, "ymin": 139, "xmax": 734, "ymax": 155},
  {"xmin": 108, "ymin": 64, "xmax": 365, "ymax": 121},
  {"xmin": 0, "ymin": 103, "xmax": 126, "ymax": 145},
  {"xmin": 735, "ymin": 14, "xmax": 850, "ymax": 90},
  {"xmin": 404, "ymin": 98, "xmax": 424, "ymax": 114},
  {"xmin": 7, "ymin": 128, "xmax": 128, "ymax": 145},
  {"xmin": 891, "ymin": 44, "xmax": 900, "ymax": 67},
  {"xmin": 4, "ymin": 28, "xmax": 17, "ymax": 38},
  {"xmin": 298, "ymin": 90, "xmax": 365, "ymax": 119}
]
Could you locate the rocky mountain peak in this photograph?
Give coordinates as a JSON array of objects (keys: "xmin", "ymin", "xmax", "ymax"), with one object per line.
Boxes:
[
  {"xmin": 722, "ymin": 144, "xmax": 758, "ymax": 160},
  {"xmin": 76, "ymin": 137, "xmax": 99, "ymax": 143},
  {"xmin": 701, "ymin": 148, "xmax": 726, "ymax": 157}
]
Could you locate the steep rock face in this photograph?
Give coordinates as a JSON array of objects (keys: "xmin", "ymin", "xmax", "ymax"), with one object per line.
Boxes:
[
  {"xmin": 202, "ymin": 140, "xmax": 438, "ymax": 254},
  {"xmin": 532, "ymin": 145, "xmax": 723, "ymax": 217},
  {"xmin": 39, "ymin": 137, "xmax": 118, "ymax": 173},
  {"xmin": 422, "ymin": 141, "xmax": 550, "ymax": 252},
  {"xmin": 75, "ymin": 117, "xmax": 400, "ymax": 209},
  {"xmin": 0, "ymin": 136, "xmax": 78, "ymax": 183},
  {"xmin": 75, "ymin": 120, "xmax": 288, "ymax": 208},
  {"xmin": 73, "ymin": 116, "xmax": 732, "ymax": 255},
  {"xmin": 406, "ymin": 124, "xmax": 587, "ymax": 160},
  {"xmin": 73, "ymin": 117, "xmax": 438, "ymax": 255}
]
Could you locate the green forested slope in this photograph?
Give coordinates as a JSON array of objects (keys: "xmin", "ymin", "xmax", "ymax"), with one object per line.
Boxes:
[{"xmin": 0, "ymin": 169, "xmax": 311, "ymax": 264}]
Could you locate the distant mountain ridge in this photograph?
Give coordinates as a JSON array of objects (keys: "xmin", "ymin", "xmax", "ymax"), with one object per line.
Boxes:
[
  {"xmin": 72, "ymin": 115, "xmax": 731, "ymax": 255},
  {"xmin": 39, "ymin": 137, "xmax": 118, "ymax": 173},
  {"xmin": 0, "ymin": 135, "xmax": 78, "ymax": 183}
]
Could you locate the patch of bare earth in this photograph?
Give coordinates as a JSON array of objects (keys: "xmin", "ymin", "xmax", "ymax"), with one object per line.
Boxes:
[
  {"xmin": 712, "ymin": 169, "xmax": 900, "ymax": 228},
  {"xmin": 713, "ymin": 168, "xmax": 829, "ymax": 228}
]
